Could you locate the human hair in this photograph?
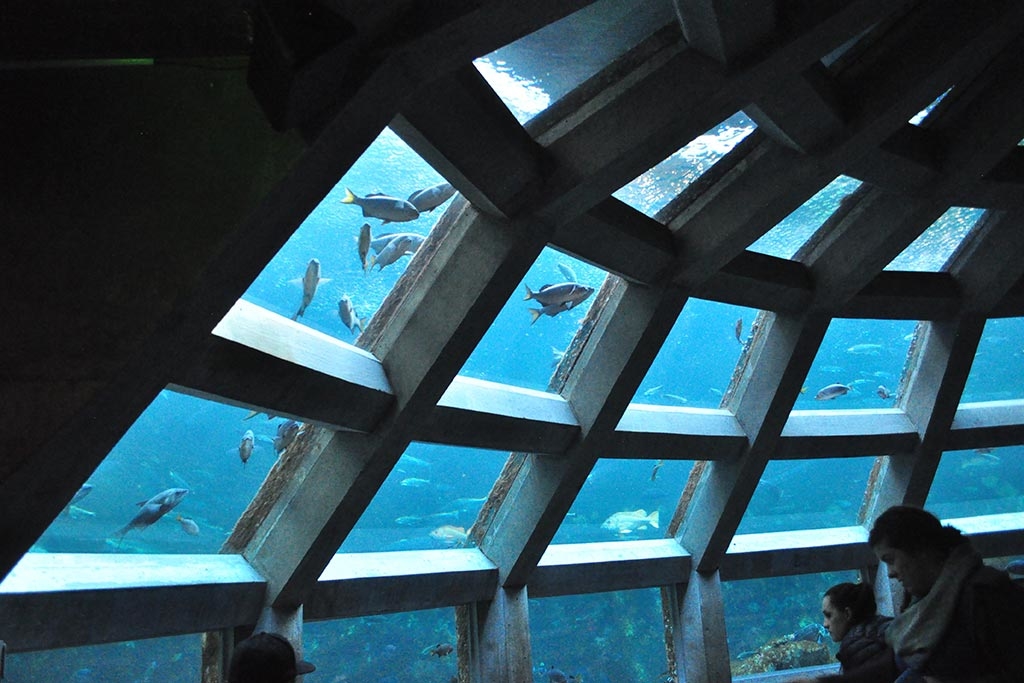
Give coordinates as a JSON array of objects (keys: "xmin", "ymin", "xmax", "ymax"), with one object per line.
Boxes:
[
  {"xmin": 867, "ymin": 505, "xmax": 967, "ymax": 556},
  {"xmin": 824, "ymin": 582, "xmax": 876, "ymax": 624}
]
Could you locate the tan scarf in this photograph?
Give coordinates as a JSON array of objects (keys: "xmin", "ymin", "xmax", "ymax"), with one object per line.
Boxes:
[{"xmin": 885, "ymin": 543, "xmax": 982, "ymax": 668}]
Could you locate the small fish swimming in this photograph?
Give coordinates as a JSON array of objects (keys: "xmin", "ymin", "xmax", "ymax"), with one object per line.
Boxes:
[
  {"xmin": 529, "ymin": 302, "xmax": 572, "ymax": 325},
  {"xmin": 407, "ymin": 182, "xmax": 456, "ymax": 212},
  {"xmin": 876, "ymin": 385, "xmax": 891, "ymax": 400},
  {"xmin": 524, "ymin": 282, "xmax": 594, "ymax": 308},
  {"xmin": 601, "ymin": 509, "xmax": 659, "ymax": 535},
  {"xmin": 338, "ymin": 296, "xmax": 364, "ymax": 335},
  {"xmin": 341, "ymin": 188, "xmax": 420, "ymax": 223},
  {"xmin": 423, "ymin": 642, "xmax": 454, "ymax": 657},
  {"xmin": 273, "ymin": 420, "xmax": 300, "ymax": 454},
  {"xmin": 358, "ymin": 223, "xmax": 372, "ymax": 271},
  {"xmin": 114, "ymin": 487, "xmax": 189, "ymax": 537},
  {"xmin": 814, "ymin": 383, "xmax": 851, "ymax": 400},
  {"xmin": 400, "ymin": 477, "xmax": 431, "ymax": 488},
  {"xmin": 429, "ymin": 525, "xmax": 467, "ymax": 546},
  {"xmin": 735, "ymin": 317, "xmax": 743, "ymax": 343},
  {"xmin": 238, "ymin": 429, "xmax": 255, "ymax": 465},
  {"xmin": 846, "ymin": 343, "xmax": 883, "ymax": 355},
  {"xmin": 650, "ymin": 460, "xmax": 664, "ymax": 482},
  {"xmin": 291, "ymin": 258, "xmax": 326, "ymax": 320},
  {"xmin": 176, "ymin": 515, "xmax": 200, "ymax": 536}
]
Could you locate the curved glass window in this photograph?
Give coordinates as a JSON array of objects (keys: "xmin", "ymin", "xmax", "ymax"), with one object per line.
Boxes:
[
  {"xmin": 239, "ymin": 127, "xmax": 455, "ymax": 343},
  {"xmin": 797, "ymin": 318, "xmax": 916, "ymax": 410},
  {"xmin": 960, "ymin": 316, "xmax": 1024, "ymax": 402},
  {"xmin": 614, "ymin": 112, "xmax": 756, "ymax": 218},
  {"xmin": 337, "ymin": 443, "xmax": 505, "ymax": 553},
  {"xmin": 553, "ymin": 458, "xmax": 694, "ymax": 544},
  {"xmin": 457, "ymin": 249, "xmax": 605, "ymax": 392},
  {"xmin": 305, "ymin": 609, "xmax": 457, "ymax": 682},
  {"xmin": 736, "ymin": 457, "xmax": 876, "ymax": 535},
  {"xmin": 634, "ymin": 298, "xmax": 758, "ymax": 409},
  {"xmin": 530, "ymin": 589, "xmax": 666, "ymax": 682},
  {"xmin": 747, "ymin": 176, "xmax": 862, "ymax": 259},
  {"xmin": 886, "ymin": 206, "xmax": 984, "ymax": 271},
  {"xmin": 926, "ymin": 446, "xmax": 1024, "ymax": 518},
  {"xmin": 34, "ymin": 389, "xmax": 287, "ymax": 554}
]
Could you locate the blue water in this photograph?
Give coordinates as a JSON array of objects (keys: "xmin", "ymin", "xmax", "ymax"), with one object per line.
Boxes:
[{"xmin": 14, "ymin": 2, "xmax": 1024, "ymax": 680}]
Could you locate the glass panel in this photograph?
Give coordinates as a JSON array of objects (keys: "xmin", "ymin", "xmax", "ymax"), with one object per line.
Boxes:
[
  {"xmin": 33, "ymin": 388, "xmax": 289, "ymax": 554},
  {"xmin": 961, "ymin": 317, "xmax": 1024, "ymax": 402},
  {"xmin": 736, "ymin": 457, "xmax": 876, "ymax": 535},
  {"xmin": 797, "ymin": 318, "xmax": 917, "ymax": 410},
  {"xmin": 305, "ymin": 608, "xmax": 457, "ymax": 683},
  {"xmin": 553, "ymin": 458, "xmax": 694, "ymax": 543},
  {"xmin": 748, "ymin": 176, "xmax": 862, "ymax": 259},
  {"xmin": 338, "ymin": 442, "xmax": 506, "ymax": 553},
  {"xmin": 474, "ymin": 0, "xmax": 675, "ymax": 123},
  {"xmin": 614, "ymin": 112, "xmax": 756, "ymax": 217},
  {"xmin": 7, "ymin": 633, "xmax": 198, "ymax": 681},
  {"xmin": 457, "ymin": 248, "xmax": 605, "ymax": 392},
  {"xmin": 724, "ymin": 571, "xmax": 859, "ymax": 675},
  {"xmin": 909, "ymin": 88, "xmax": 952, "ymax": 125},
  {"xmin": 530, "ymin": 589, "xmax": 667, "ymax": 682},
  {"xmin": 633, "ymin": 298, "xmax": 758, "ymax": 408},
  {"xmin": 239, "ymin": 127, "xmax": 455, "ymax": 342},
  {"xmin": 926, "ymin": 446, "xmax": 1024, "ymax": 518},
  {"xmin": 885, "ymin": 206, "xmax": 985, "ymax": 271}
]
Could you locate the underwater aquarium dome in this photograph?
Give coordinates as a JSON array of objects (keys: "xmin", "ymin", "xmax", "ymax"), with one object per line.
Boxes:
[{"xmin": 3, "ymin": 0, "xmax": 1024, "ymax": 681}]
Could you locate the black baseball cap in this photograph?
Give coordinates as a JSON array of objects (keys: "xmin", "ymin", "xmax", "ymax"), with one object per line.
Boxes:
[{"xmin": 229, "ymin": 631, "xmax": 316, "ymax": 681}]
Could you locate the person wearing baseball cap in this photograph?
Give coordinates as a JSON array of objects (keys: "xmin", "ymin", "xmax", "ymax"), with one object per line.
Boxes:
[{"xmin": 228, "ymin": 631, "xmax": 316, "ymax": 682}]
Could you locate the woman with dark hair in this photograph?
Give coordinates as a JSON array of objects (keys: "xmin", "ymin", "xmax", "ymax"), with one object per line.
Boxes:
[
  {"xmin": 822, "ymin": 582, "xmax": 892, "ymax": 677},
  {"xmin": 868, "ymin": 505, "xmax": 1024, "ymax": 683},
  {"xmin": 788, "ymin": 582, "xmax": 895, "ymax": 683}
]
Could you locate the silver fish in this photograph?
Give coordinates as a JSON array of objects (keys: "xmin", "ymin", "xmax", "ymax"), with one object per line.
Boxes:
[
  {"xmin": 814, "ymin": 383, "xmax": 851, "ymax": 400},
  {"xmin": 292, "ymin": 258, "xmax": 324, "ymax": 320},
  {"xmin": 523, "ymin": 282, "xmax": 594, "ymax": 309},
  {"xmin": 358, "ymin": 223, "xmax": 372, "ymax": 271},
  {"xmin": 238, "ymin": 429, "xmax": 255, "ymax": 465},
  {"xmin": 341, "ymin": 188, "xmax": 419, "ymax": 223},
  {"xmin": 601, "ymin": 509, "xmax": 659, "ymax": 535},
  {"xmin": 557, "ymin": 262, "xmax": 577, "ymax": 282},
  {"xmin": 176, "ymin": 515, "xmax": 200, "ymax": 536},
  {"xmin": 338, "ymin": 296, "xmax": 363, "ymax": 335},
  {"xmin": 407, "ymin": 182, "xmax": 456, "ymax": 212},
  {"xmin": 877, "ymin": 385, "xmax": 891, "ymax": 399},
  {"xmin": 368, "ymin": 235, "xmax": 415, "ymax": 270},
  {"xmin": 369, "ymin": 232, "xmax": 424, "ymax": 255},
  {"xmin": 62, "ymin": 483, "xmax": 94, "ymax": 515},
  {"xmin": 115, "ymin": 487, "xmax": 189, "ymax": 536},
  {"xmin": 273, "ymin": 420, "xmax": 301, "ymax": 454}
]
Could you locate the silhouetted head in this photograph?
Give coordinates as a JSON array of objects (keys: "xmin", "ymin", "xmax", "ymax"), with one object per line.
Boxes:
[
  {"xmin": 229, "ymin": 632, "xmax": 316, "ymax": 683},
  {"xmin": 822, "ymin": 582, "xmax": 875, "ymax": 642}
]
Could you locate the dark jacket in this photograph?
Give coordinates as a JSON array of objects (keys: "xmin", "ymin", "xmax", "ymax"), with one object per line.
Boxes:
[
  {"xmin": 917, "ymin": 565, "xmax": 1024, "ymax": 682},
  {"xmin": 836, "ymin": 614, "xmax": 893, "ymax": 674}
]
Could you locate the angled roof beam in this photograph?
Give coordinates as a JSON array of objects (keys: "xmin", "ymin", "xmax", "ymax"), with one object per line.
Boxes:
[{"xmin": 671, "ymin": 0, "xmax": 777, "ymax": 66}]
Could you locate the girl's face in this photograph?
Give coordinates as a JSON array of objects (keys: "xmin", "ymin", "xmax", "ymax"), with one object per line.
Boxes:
[
  {"xmin": 873, "ymin": 541, "xmax": 945, "ymax": 598},
  {"xmin": 822, "ymin": 595, "xmax": 853, "ymax": 642}
]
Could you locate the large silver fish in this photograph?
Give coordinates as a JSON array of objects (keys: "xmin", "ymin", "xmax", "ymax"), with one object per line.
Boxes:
[
  {"xmin": 273, "ymin": 420, "xmax": 301, "ymax": 454},
  {"xmin": 369, "ymin": 232, "xmax": 425, "ymax": 255},
  {"xmin": 601, "ymin": 509, "xmax": 659, "ymax": 535},
  {"xmin": 115, "ymin": 487, "xmax": 189, "ymax": 536},
  {"xmin": 292, "ymin": 258, "xmax": 325, "ymax": 320},
  {"xmin": 238, "ymin": 429, "xmax": 255, "ymax": 465},
  {"xmin": 341, "ymin": 188, "xmax": 419, "ymax": 224},
  {"xmin": 407, "ymin": 182, "xmax": 456, "ymax": 212},
  {"xmin": 338, "ymin": 296, "xmax": 363, "ymax": 335},
  {"xmin": 368, "ymin": 234, "xmax": 415, "ymax": 270},
  {"xmin": 358, "ymin": 223, "xmax": 372, "ymax": 271}
]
